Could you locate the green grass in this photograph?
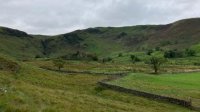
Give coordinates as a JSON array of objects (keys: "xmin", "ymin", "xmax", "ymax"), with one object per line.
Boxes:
[
  {"xmin": 26, "ymin": 59, "xmax": 151, "ymax": 73},
  {"xmin": 84, "ymin": 35, "xmax": 125, "ymax": 56},
  {"xmin": 27, "ymin": 59, "xmax": 200, "ymax": 75},
  {"xmin": 0, "ymin": 63, "xmax": 194, "ymax": 112},
  {"xmin": 0, "ymin": 35, "xmax": 42, "ymax": 59},
  {"xmin": 110, "ymin": 72, "xmax": 200, "ymax": 106}
]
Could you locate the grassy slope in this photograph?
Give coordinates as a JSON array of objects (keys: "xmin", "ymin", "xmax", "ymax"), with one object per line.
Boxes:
[
  {"xmin": 45, "ymin": 18, "xmax": 200, "ymax": 57},
  {"xmin": 0, "ymin": 63, "xmax": 194, "ymax": 112},
  {"xmin": 2, "ymin": 18, "xmax": 200, "ymax": 59},
  {"xmin": 110, "ymin": 73, "xmax": 200, "ymax": 106},
  {"xmin": 0, "ymin": 33, "xmax": 43, "ymax": 59}
]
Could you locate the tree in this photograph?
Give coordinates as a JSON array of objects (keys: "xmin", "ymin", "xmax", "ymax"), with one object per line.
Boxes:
[
  {"xmin": 52, "ymin": 58, "xmax": 65, "ymax": 70},
  {"xmin": 147, "ymin": 56, "xmax": 166, "ymax": 74}
]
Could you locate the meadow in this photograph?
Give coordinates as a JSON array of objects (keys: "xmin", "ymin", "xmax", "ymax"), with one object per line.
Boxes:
[
  {"xmin": 110, "ymin": 72, "xmax": 200, "ymax": 107},
  {"xmin": 0, "ymin": 62, "xmax": 195, "ymax": 112},
  {"xmin": 26, "ymin": 58, "xmax": 200, "ymax": 74}
]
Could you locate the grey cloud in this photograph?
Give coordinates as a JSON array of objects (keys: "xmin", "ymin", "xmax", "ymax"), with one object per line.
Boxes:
[{"xmin": 0, "ymin": 0, "xmax": 199, "ymax": 35}]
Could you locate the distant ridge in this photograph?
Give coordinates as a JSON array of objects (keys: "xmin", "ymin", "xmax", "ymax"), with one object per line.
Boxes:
[{"xmin": 0, "ymin": 18, "xmax": 200, "ymax": 58}]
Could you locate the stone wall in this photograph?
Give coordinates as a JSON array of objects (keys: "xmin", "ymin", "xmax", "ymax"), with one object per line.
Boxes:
[
  {"xmin": 98, "ymin": 81, "xmax": 192, "ymax": 108},
  {"xmin": 42, "ymin": 66, "xmax": 199, "ymax": 111},
  {"xmin": 40, "ymin": 66, "xmax": 128, "ymax": 75}
]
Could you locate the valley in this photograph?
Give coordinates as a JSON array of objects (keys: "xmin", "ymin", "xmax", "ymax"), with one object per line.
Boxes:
[{"xmin": 0, "ymin": 18, "xmax": 200, "ymax": 112}]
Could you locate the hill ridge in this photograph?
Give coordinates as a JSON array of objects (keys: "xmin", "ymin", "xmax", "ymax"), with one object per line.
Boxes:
[{"xmin": 0, "ymin": 18, "xmax": 200, "ymax": 58}]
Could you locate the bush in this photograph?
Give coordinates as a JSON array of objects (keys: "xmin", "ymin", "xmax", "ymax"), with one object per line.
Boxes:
[
  {"xmin": 155, "ymin": 47, "xmax": 161, "ymax": 51},
  {"xmin": 194, "ymin": 62, "xmax": 200, "ymax": 66},
  {"xmin": 164, "ymin": 50, "xmax": 184, "ymax": 58},
  {"xmin": 102, "ymin": 57, "xmax": 113, "ymax": 63},
  {"xmin": 130, "ymin": 55, "xmax": 141, "ymax": 63},
  {"xmin": 118, "ymin": 53, "xmax": 123, "ymax": 57},
  {"xmin": 160, "ymin": 41, "xmax": 172, "ymax": 46},
  {"xmin": 60, "ymin": 51, "xmax": 98, "ymax": 61},
  {"xmin": 0, "ymin": 57, "xmax": 20, "ymax": 72},
  {"xmin": 86, "ymin": 54, "xmax": 98, "ymax": 61},
  {"xmin": 117, "ymin": 32, "xmax": 127, "ymax": 39},
  {"xmin": 185, "ymin": 49, "xmax": 196, "ymax": 56},
  {"xmin": 35, "ymin": 55, "xmax": 41, "ymax": 58},
  {"xmin": 146, "ymin": 49, "xmax": 153, "ymax": 55},
  {"xmin": 52, "ymin": 58, "xmax": 65, "ymax": 70}
]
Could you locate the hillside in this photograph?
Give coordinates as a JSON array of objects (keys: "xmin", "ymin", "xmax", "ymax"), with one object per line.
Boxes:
[
  {"xmin": 0, "ymin": 18, "xmax": 200, "ymax": 59},
  {"xmin": 0, "ymin": 27, "xmax": 43, "ymax": 59}
]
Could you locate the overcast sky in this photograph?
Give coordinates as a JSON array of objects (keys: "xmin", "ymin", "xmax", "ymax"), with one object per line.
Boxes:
[{"xmin": 0, "ymin": 0, "xmax": 200, "ymax": 35}]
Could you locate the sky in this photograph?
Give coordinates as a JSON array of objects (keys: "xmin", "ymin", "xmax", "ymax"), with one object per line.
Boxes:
[{"xmin": 0, "ymin": 0, "xmax": 200, "ymax": 35}]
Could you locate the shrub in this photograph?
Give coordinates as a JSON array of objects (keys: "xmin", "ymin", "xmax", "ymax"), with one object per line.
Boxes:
[
  {"xmin": 88, "ymin": 54, "xmax": 98, "ymax": 61},
  {"xmin": 130, "ymin": 55, "xmax": 141, "ymax": 63},
  {"xmin": 35, "ymin": 55, "xmax": 41, "ymax": 58},
  {"xmin": 0, "ymin": 57, "xmax": 20, "ymax": 72},
  {"xmin": 164, "ymin": 50, "xmax": 184, "ymax": 58},
  {"xmin": 52, "ymin": 58, "xmax": 65, "ymax": 70},
  {"xmin": 155, "ymin": 46, "xmax": 161, "ymax": 51},
  {"xmin": 118, "ymin": 53, "xmax": 123, "ymax": 57},
  {"xmin": 102, "ymin": 57, "xmax": 113, "ymax": 63},
  {"xmin": 117, "ymin": 32, "xmax": 127, "ymax": 39},
  {"xmin": 146, "ymin": 49, "xmax": 153, "ymax": 55},
  {"xmin": 185, "ymin": 49, "xmax": 196, "ymax": 56},
  {"xmin": 160, "ymin": 41, "xmax": 172, "ymax": 46},
  {"xmin": 60, "ymin": 51, "xmax": 98, "ymax": 61},
  {"xmin": 194, "ymin": 62, "xmax": 200, "ymax": 66},
  {"xmin": 85, "ymin": 28, "xmax": 102, "ymax": 34}
]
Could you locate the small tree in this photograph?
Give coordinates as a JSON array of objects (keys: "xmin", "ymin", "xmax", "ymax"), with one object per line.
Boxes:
[
  {"xmin": 147, "ymin": 56, "xmax": 166, "ymax": 74},
  {"xmin": 52, "ymin": 58, "xmax": 65, "ymax": 70}
]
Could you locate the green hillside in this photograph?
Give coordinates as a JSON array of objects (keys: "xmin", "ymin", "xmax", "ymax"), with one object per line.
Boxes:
[
  {"xmin": 1, "ymin": 18, "xmax": 200, "ymax": 59},
  {"xmin": 0, "ymin": 27, "xmax": 43, "ymax": 59}
]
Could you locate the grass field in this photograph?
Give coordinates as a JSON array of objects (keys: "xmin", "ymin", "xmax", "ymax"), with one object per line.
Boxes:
[
  {"xmin": 110, "ymin": 72, "xmax": 200, "ymax": 107},
  {"xmin": 0, "ymin": 63, "xmax": 195, "ymax": 112},
  {"xmin": 26, "ymin": 59, "xmax": 200, "ymax": 74}
]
